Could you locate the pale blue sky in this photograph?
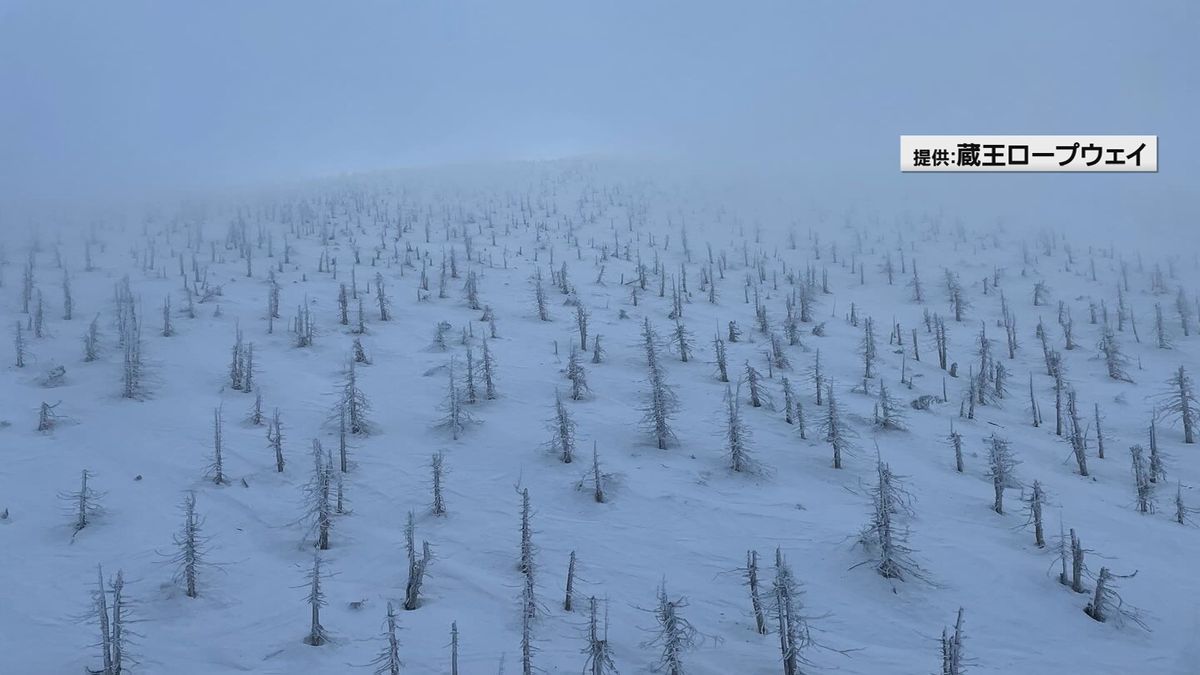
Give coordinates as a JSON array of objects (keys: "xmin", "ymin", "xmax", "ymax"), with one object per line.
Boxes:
[{"xmin": 0, "ymin": 1, "xmax": 1196, "ymax": 236}]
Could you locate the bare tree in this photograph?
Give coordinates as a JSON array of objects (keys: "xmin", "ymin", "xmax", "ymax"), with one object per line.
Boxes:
[
  {"xmin": 641, "ymin": 319, "xmax": 678, "ymax": 449},
  {"xmin": 302, "ymin": 552, "xmax": 330, "ymax": 646},
  {"xmin": 1159, "ymin": 366, "xmax": 1197, "ymax": 444},
  {"xmin": 207, "ymin": 406, "xmax": 229, "ymax": 485},
  {"xmin": 724, "ymin": 385, "xmax": 756, "ymax": 473},
  {"xmin": 1021, "ymin": 480, "xmax": 1047, "ymax": 548},
  {"xmin": 581, "ymin": 596, "xmax": 618, "ymax": 675},
  {"xmin": 644, "ymin": 581, "xmax": 699, "ymax": 675},
  {"xmin": 1129, "ymin": 445, "xmax": 1155, "ymax": 514},
  {"xmin": 170, "ymin": 492, "xmax": 208, "ymax": 598},
  {"xmin": 547, "ymin": 390, "xmax": 577, "ymax": 463},
  {"xmin": 62, "ymin": 468, "xmax": 103, "ymax": 538},
  {"xmin": 821, "ymin": 384, "xmax": 856, "ymax": 469},
  {"xmin": 986, "ymin": 434, "xmax": 1019, "ymax": 514},
  {"xmin": 431, "ymin": 451, "xmax": 447, "ymax": 516},
  {"xmin": 370, "ymin": 602, "xmax": 403, "ymax": 675},
  {"xmin": 940, "ymin": 608, "xmax": 966, "ymax": 675},
  {"xmin": 403, "ymin": 511, "xmax": 433, "ymax": 610}
]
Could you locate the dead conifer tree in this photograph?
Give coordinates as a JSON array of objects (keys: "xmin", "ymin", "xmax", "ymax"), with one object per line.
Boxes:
[
  {"xmin": 370, "ymin": 602, "xmax": 403, "ymax": 675},
  {"xmin": 302, "ymin": 552, "xmax": 330, "ymax": 646},
  {"xmin": 268, "ymin": 408, "xmax": 285, "ymax": 472},
  {"xmin": 940, "ymin": 608, "xmax": 966, "ymax": 675},
  {"xmin": 1159, "ymin": 365, "xmax": 1197, "ymax": 444},
  {"xmin": 403, "ymin": 511, "xmax": 433, "ymax": 610},
  {"xmin": 208, "ymin": 406, "xmax": 228, "ymax": 485},
  {"xmin": 713, "ymin": 333, "xmax": 729, "ymax": 383},
  {"xmin": 566, "ymin": 346, "xmax": 589, "ymax": 400},
  {"xmin": 547, "ymin": 390, "xmax": 577, "ymax": 463},
  {"xmin": 641, "ymin": 319, "xmax": 678, "ymax": 449},
  {"xmin": 431, "ymin": 451, "xmax": 447, "ymax": 516},
  {"xmin": 1067, "ymin": 390, "xmax": 1089, "ymax": 476},
  {"xmin": 1022, "ymin": 480, "xmax": 1047, "ymax": 548},
  {"xmin": 644, "ymin": 581, "xmax": 698, "ymax": 675},
  {"xmin": 1129, "ymin": 445, "xmax": 1155, "ymax": 514},
  {"xmin": 170, "ymin": 491, "xmax": 208, "ymax": 598},
  {"xmin": 742, "ymin": 549, "xmax": 769, "ymax": 635},
  {"xmin": 821, "ymin": 384, "xmax": 856, "ymax": 469},
  {"xmin": 724, "ymin": 385, "xmax": 756, "ymax": 473},
  {"xmin": 582, "ymin": 596, "xmax": 618, "ymax": 675},
  {"xmin": 482, "ymin": 337, "xmax": 498, "ymax": 400},
  {"xmin": 62, "ymin": 468, "xmax": 103, "ymax": 538},
  {"xmin": 986, "ymin": 434, "xmax": 1018, "ymax": 514}
]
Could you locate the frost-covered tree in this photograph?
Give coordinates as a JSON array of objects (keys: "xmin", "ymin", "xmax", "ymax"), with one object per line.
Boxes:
[
  {"xmin": 940, "ymin": 608, "xmax": 966, "ymax": 675},
  {"xmin": 859, "ymin": 316, "xmax": 877, "ymax": 387},
  {"xmin": 1098, "ymin": 325, "xmax": 1132, "ymax": 382},
  {"xmin": 644, "ymin": 581, "xmax": 698, "ymax": 675},
  {"xmin": 641, "ymin": 319, "xmax": 678, "ymax": 449},
  {"xmin": 376, "ymin": 272, "xmax": 391, "ymax": 321},
  {"xmin": 1155, "ymin": 303, "xmax": 1171, "ymax": 349},
  {"xmin": 482, "ymin": 338, "xmax": 498, "ymax": 400},
  {"xmin": 744, "ymin": 362, "xmax": 767, "ymax": 408},
  {"xmin": 305, "ymin": 440, "xmax": 333, "ymax": 550},
  {"xmin": 120, "ymin": 308, "xmax": 144, "ymax": 399},
  {"xmin": 547, "ymin": 390, "xmax": 577, "ymax": 463},
  {"xmin": 1148, "ymin": 415, "xmax": 1166, "ymax": 483},
  {"xmin": 370, "ymin": 602, "xmax": 403, "ymax": 675},
  {"xmin": 438, "ymin": 359, "xmax": 474, "ymax": 440},
  {"xmin": 1129, "ymin": 445, "xmax": 1155, "ymax": 514},
  {"xmin": 772, "ymin": 548, "xmax": 815, "ymax": 675},
  {"xmin": 874, "ymin": 379, "xmax": 906, "ymax": 430},
  {"xmin": 62, "ymin": 469, "xmax": 103, "ymax": 538},
  {"xmin": 582, "ymin": 596, "xmax": 618, "ymax": 675},
  {"xmin": 821, "ymin": 384, "xmax": 856, "ymax": 469},
  {"xmin": 404, "ymin": 511, "xmax": 433, "ymax": 610},
  {"xmin": 268, "ymin": 408, "xmax": 285, "ymax": 473},
  {"xmin": 170, "ymin": 491, "xmax": 208, "ymax": 598},
  {"xmin": 566, "ymin": 346, "xmax": 589, "ymax": 400},
  {"xmin": 985, "ymin": 434, "xmax": 1018, "ymax": 514},
  {"xmin": 84, "ymin": 314, "xmax": 100, "ymax": 362},
  {"xmin": 743, "ymin": 549, "xmax": 769, "ymax": 635},
  {"xmin": 1085, "ymin": 567, "xmax": 1147, "ymax": 628},
  {"xmin": 1159, "ymin": 366, "xmax": 1197, "ymax": 444},
  {"xmin": 1067, "ymin": 390, "xmax": 1089, "ymax": 476},
  {"xmin": 533, "ymin": 268, "xmax": 549, "ymax": 321},
  {"xmin": 809, "ymin": 348, "xmax": 824, "ymax": 405},
  {"xmin": 578, "ymin": 441, "xmax": 611, "ymax": 504},
  {"xmin": 945, "ymin": 270, "xmax": 967, "ymax": 322},
  {"xmin": 1176, "ymin": 286, "xmax": 1193, "ymax": 337},
  {"xmin": 724, "ymin": 385, "xmax": 755, "ymax": 473},
  {"xmin": 1022, "ymin": 480, "xmax": 1047, "ymax": 548},
  {"xmin": 431, "ymin": 450, "xmax": 447, "ymax": 516},
  {"xmin": 464, "ymin": 344, "xmax": 478, "ymax": 404},
  {"xmin": 91, "ymin": 566, "xmax": 114, "ymax": 675},
  {"xmin": 91, "ymin": 566, "xmax": 133, "ymax": 675},
  {"xmin": 672, "ymin": 318, "xmax": 694, "ymax": 363},
  {"xmin": 518, "ymin": 487, "xmax": 537, "ymax": 613},
  {"xmin": 575, "ymin": 304, "xmax": 589, "ymax": 351},
  {"xmin": 302, "ymin": 552, "xmax": 329, "ymax": 646},
  {"xmin": 339, "ymin": 358, "xmax": 372, "ymax": 436},
  {"xmin": 207, "ymin": 406, "xmax": 229, "ymax": 485},
  {"xmin": 857, "ymin": 456, "xmax": 923, "ymax": 581},
  {"xmin": 712, "ymin": 333, "xmax": 729, "ymax": 383},
  {"xmin": 936, "ymin": 419, "xmax": 961, "ymax": 473}
]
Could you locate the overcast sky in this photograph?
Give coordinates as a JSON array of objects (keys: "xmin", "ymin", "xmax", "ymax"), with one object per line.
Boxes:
[{"xmin": 0, "ymin": 1, "xmax": 1196, "ymax": 238}]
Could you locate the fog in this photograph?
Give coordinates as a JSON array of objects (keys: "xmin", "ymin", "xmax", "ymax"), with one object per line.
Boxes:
[{"xmin": 1, "ymin": 1, "xmax": 1196, "ymax": 240}]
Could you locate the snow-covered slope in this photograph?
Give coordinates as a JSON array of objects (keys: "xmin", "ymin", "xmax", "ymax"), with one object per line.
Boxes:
[{"xmin": 1, "ymin": 160, "xmax": 1197, "ymax": 674}]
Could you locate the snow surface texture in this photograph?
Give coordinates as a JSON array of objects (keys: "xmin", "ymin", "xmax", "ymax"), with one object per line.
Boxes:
[{"xmin": 1, "ymin": 160, "xmax": 1197, "ymax": 674}]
